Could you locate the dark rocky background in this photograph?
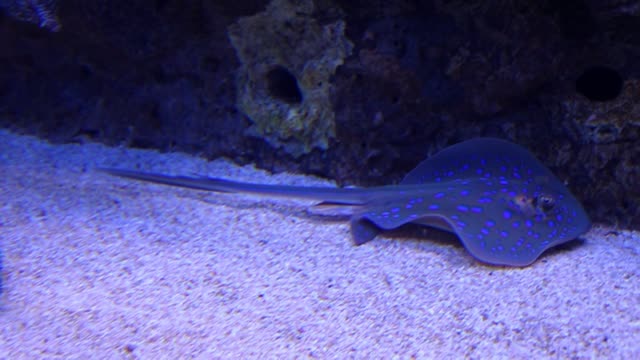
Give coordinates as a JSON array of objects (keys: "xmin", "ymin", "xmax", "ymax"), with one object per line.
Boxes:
[{"xmin": 0, "ymin": 0, "xmax": 639, "ymax": 228}]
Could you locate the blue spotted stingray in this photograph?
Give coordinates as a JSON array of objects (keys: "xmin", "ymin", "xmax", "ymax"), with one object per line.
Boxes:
[{"xmin": 100, "ymin": 138, "xmax": 591, "ymax": 266}]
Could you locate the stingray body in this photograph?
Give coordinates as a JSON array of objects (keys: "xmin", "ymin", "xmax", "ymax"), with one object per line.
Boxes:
[{"xmin": 101, "ymin": 138, "xmax": 591, "ymax": 266}]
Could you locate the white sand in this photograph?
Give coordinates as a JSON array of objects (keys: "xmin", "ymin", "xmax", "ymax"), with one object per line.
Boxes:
[{"xmin": 0, "ymin": 129, "xmax": 638, "ymax": 359}]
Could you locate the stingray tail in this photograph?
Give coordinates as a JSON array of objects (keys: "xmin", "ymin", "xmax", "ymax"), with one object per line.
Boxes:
[{"xmin": 98, "ymin": 168, "xmax": 372, "ymax": 205}]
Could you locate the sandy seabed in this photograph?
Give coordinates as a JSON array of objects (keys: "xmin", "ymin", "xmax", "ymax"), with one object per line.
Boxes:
[{"xmin": 0, "ymin": 129, "xmax": 638, "ymax": 359}]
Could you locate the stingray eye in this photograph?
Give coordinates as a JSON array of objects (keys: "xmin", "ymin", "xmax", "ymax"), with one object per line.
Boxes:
[{"xmin": 534, "ymin": 194, "xmax": 556, "ymax": 212}]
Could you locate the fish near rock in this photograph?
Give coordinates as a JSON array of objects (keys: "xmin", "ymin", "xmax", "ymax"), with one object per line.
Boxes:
[{"xmin": 100, "ymin": 138, "xmax": 591, "ymax": 267}]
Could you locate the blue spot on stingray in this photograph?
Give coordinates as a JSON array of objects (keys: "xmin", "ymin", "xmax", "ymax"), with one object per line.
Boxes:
[
  {"xmin": 477, "ymin": 197, "xmax": 493, "ymax": 204},
  {"xmin": 547, "ymin": 220, "xmax": 555, "ymax": 227},
  {"xmin": 434, "ymin": 192, "xmax": 445, "ymax": 199},
  {"xmin": 459, "ymin": 190, "xmax": 470, "ymax": 196},
  {"xmin": 471, "ymin": 206, "xmax": 483, "ymax": 213},
  {"xmin": 405, "ymin": 204, "xmax": 413, "ymax": 209},
  {"xmin": 457, "ymin": 205, "xmax": 469, "ymax": 212},
  {"xmin": 485, "ymin": 220, "xmax": 496, "ymax": 227},
  {"xmin": 503, "ymin": 210, "xmax": 512, "ymax": 219},
  {"xmin": 391, "ymin": 207, "xmax": 400, "ymax": 213},
  {"xmin": 429, "ymin": 204, "xmax": 440, "ymax": 210},
  {"xmin": 512, "ymin": 221, "xmax": 520, "ymax": 228}
]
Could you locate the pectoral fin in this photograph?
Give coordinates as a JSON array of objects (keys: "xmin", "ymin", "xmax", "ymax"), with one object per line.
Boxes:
[{"xmin": 350, "ymin": 218, "xmax": 380, "ymax": 245}]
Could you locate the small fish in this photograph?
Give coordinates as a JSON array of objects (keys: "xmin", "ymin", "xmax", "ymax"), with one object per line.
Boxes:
[{"xmin": 100, "ymin": 138, "xmax": 591, "ymax": 266}]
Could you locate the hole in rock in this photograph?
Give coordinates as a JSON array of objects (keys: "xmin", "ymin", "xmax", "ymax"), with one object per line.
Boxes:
[
  {"xmin": 575, "ymin": 66, "xmax": 623, "ymax": 102},
  {"xmin": 266, "ymin": 65, "xmax": 303, "ymax": 104}
]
